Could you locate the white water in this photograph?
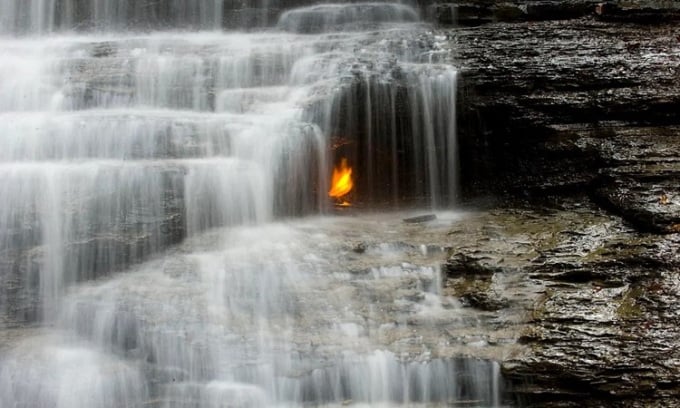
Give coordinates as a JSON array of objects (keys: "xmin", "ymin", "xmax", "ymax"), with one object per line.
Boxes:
[
  {"xmin": 2, "ymin": 214, "xmax": 503, "ymax": 407},
  {"xmin": 0, "ymin": 0, "xmax": 227, "ymax": 34},
  {"xmin": 0, "ymin": 2, "xmax": 500, "ymax": 407}
]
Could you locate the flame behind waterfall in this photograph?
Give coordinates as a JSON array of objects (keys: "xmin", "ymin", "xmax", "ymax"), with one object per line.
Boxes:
[{"xmin": 328, "ymin": 158, "xmax": 353, "ymax": 205}]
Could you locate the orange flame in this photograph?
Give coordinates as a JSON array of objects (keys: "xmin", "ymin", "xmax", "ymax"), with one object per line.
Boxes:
[{"xmin": 328, "ymin": 158, "xmax": 354, "ymax": 203}]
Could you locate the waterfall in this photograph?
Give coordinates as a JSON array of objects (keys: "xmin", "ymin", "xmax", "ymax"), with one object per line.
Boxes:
[
  {"xmin": 0, "ymin": 1, "xmax": 501, "ymax": 407},
  {"xmin": 0, "ymin": 0, "xmax": 226, "ymax": 33}
]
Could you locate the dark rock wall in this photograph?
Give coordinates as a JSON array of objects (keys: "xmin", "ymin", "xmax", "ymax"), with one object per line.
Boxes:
[
  {"xmin": 444, "ymin": 1, "xmax": 680, "ymax": 406},
  {"xmin": 453, "ymin": 1, "xmax": 680, "ymax": 233}
]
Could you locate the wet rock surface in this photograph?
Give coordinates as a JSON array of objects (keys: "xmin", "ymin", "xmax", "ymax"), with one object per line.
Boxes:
[
  {"xmin": 425, "ymin": 0, "xmax": 680, "ymax": 26},
  {"xmin": 448, "ymin": 2, "xmax": 680, "ymax": 404},
  {"xmin": 443, "ymin": 200, "xmax": 680, "ymax": 406},
  {"xmin": 454, "ymin": 5, "xmax": 680, "ymax": 233}
]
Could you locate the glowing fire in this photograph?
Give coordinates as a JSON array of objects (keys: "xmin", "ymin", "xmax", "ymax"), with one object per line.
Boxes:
[{"xmin": 328, "ymin": 158, "xmax": 353, "ymax": 205}]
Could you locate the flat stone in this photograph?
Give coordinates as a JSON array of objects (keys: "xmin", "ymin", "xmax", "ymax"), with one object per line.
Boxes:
[{"xmin": 403, "ymin": 214, "xmax": 438, "ymax": 223}]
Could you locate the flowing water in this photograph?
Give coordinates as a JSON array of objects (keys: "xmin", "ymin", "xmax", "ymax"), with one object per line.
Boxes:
[{"xmin": 0, "ymin": 1, "xmax": 502, "ymax": 407}]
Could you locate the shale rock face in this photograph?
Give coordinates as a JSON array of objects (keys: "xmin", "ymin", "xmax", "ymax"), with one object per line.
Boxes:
[
  {"xmin": 454, "ymin": 2, "xmax": 680, "ymax": 233},
  {"xmin": 445, "ymin": 1, "xmax": 680, "ymax": 405},
  {"xmin": 441, "ymin": 200, "xmax": 680, "ymax": 407}
]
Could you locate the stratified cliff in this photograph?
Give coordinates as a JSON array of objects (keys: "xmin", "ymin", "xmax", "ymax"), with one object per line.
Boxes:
[{"xmin": 444, "ymin": 1, "xmax": 680, "ymax": 405}]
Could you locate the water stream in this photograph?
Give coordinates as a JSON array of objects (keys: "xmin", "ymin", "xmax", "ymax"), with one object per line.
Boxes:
[{"xmin": 0, "ymin": 2, "xmax": 501, "ymax": 406}]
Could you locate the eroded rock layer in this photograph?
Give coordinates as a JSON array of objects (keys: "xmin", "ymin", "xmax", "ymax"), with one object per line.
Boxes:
[{"xmin": 447, "ymin": 1, "xmax": 680, "ymax": 405}]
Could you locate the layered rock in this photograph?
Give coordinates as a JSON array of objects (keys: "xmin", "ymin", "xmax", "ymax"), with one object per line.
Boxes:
[
  {"xmin": 454, "ymin": 3, "xmax": 680, "ymax": 233},
  {"xmin": 442, "ymin": 202, "xmax": 680, "ymax": 406},
  {"xmin": 445, "ymin": 1, "xmax": 680, "ymax": 405}
]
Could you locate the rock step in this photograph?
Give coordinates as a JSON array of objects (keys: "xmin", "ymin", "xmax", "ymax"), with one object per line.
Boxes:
[
  {"xmin": 0, "ymin": 108, "xmax": 318, "ymax": 161},
  {"xmin": 277, "ymin": 3, "xmax": 420, "ymax": 33},
  {"xmin": 0, "ymin": 31, "xmax": 433, "ymax": 112}
]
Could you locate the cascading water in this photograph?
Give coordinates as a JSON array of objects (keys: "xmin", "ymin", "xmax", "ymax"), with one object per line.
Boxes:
[{"xmin": 0, "ymin": 1, "xmax": 503, "ymax": 407}]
